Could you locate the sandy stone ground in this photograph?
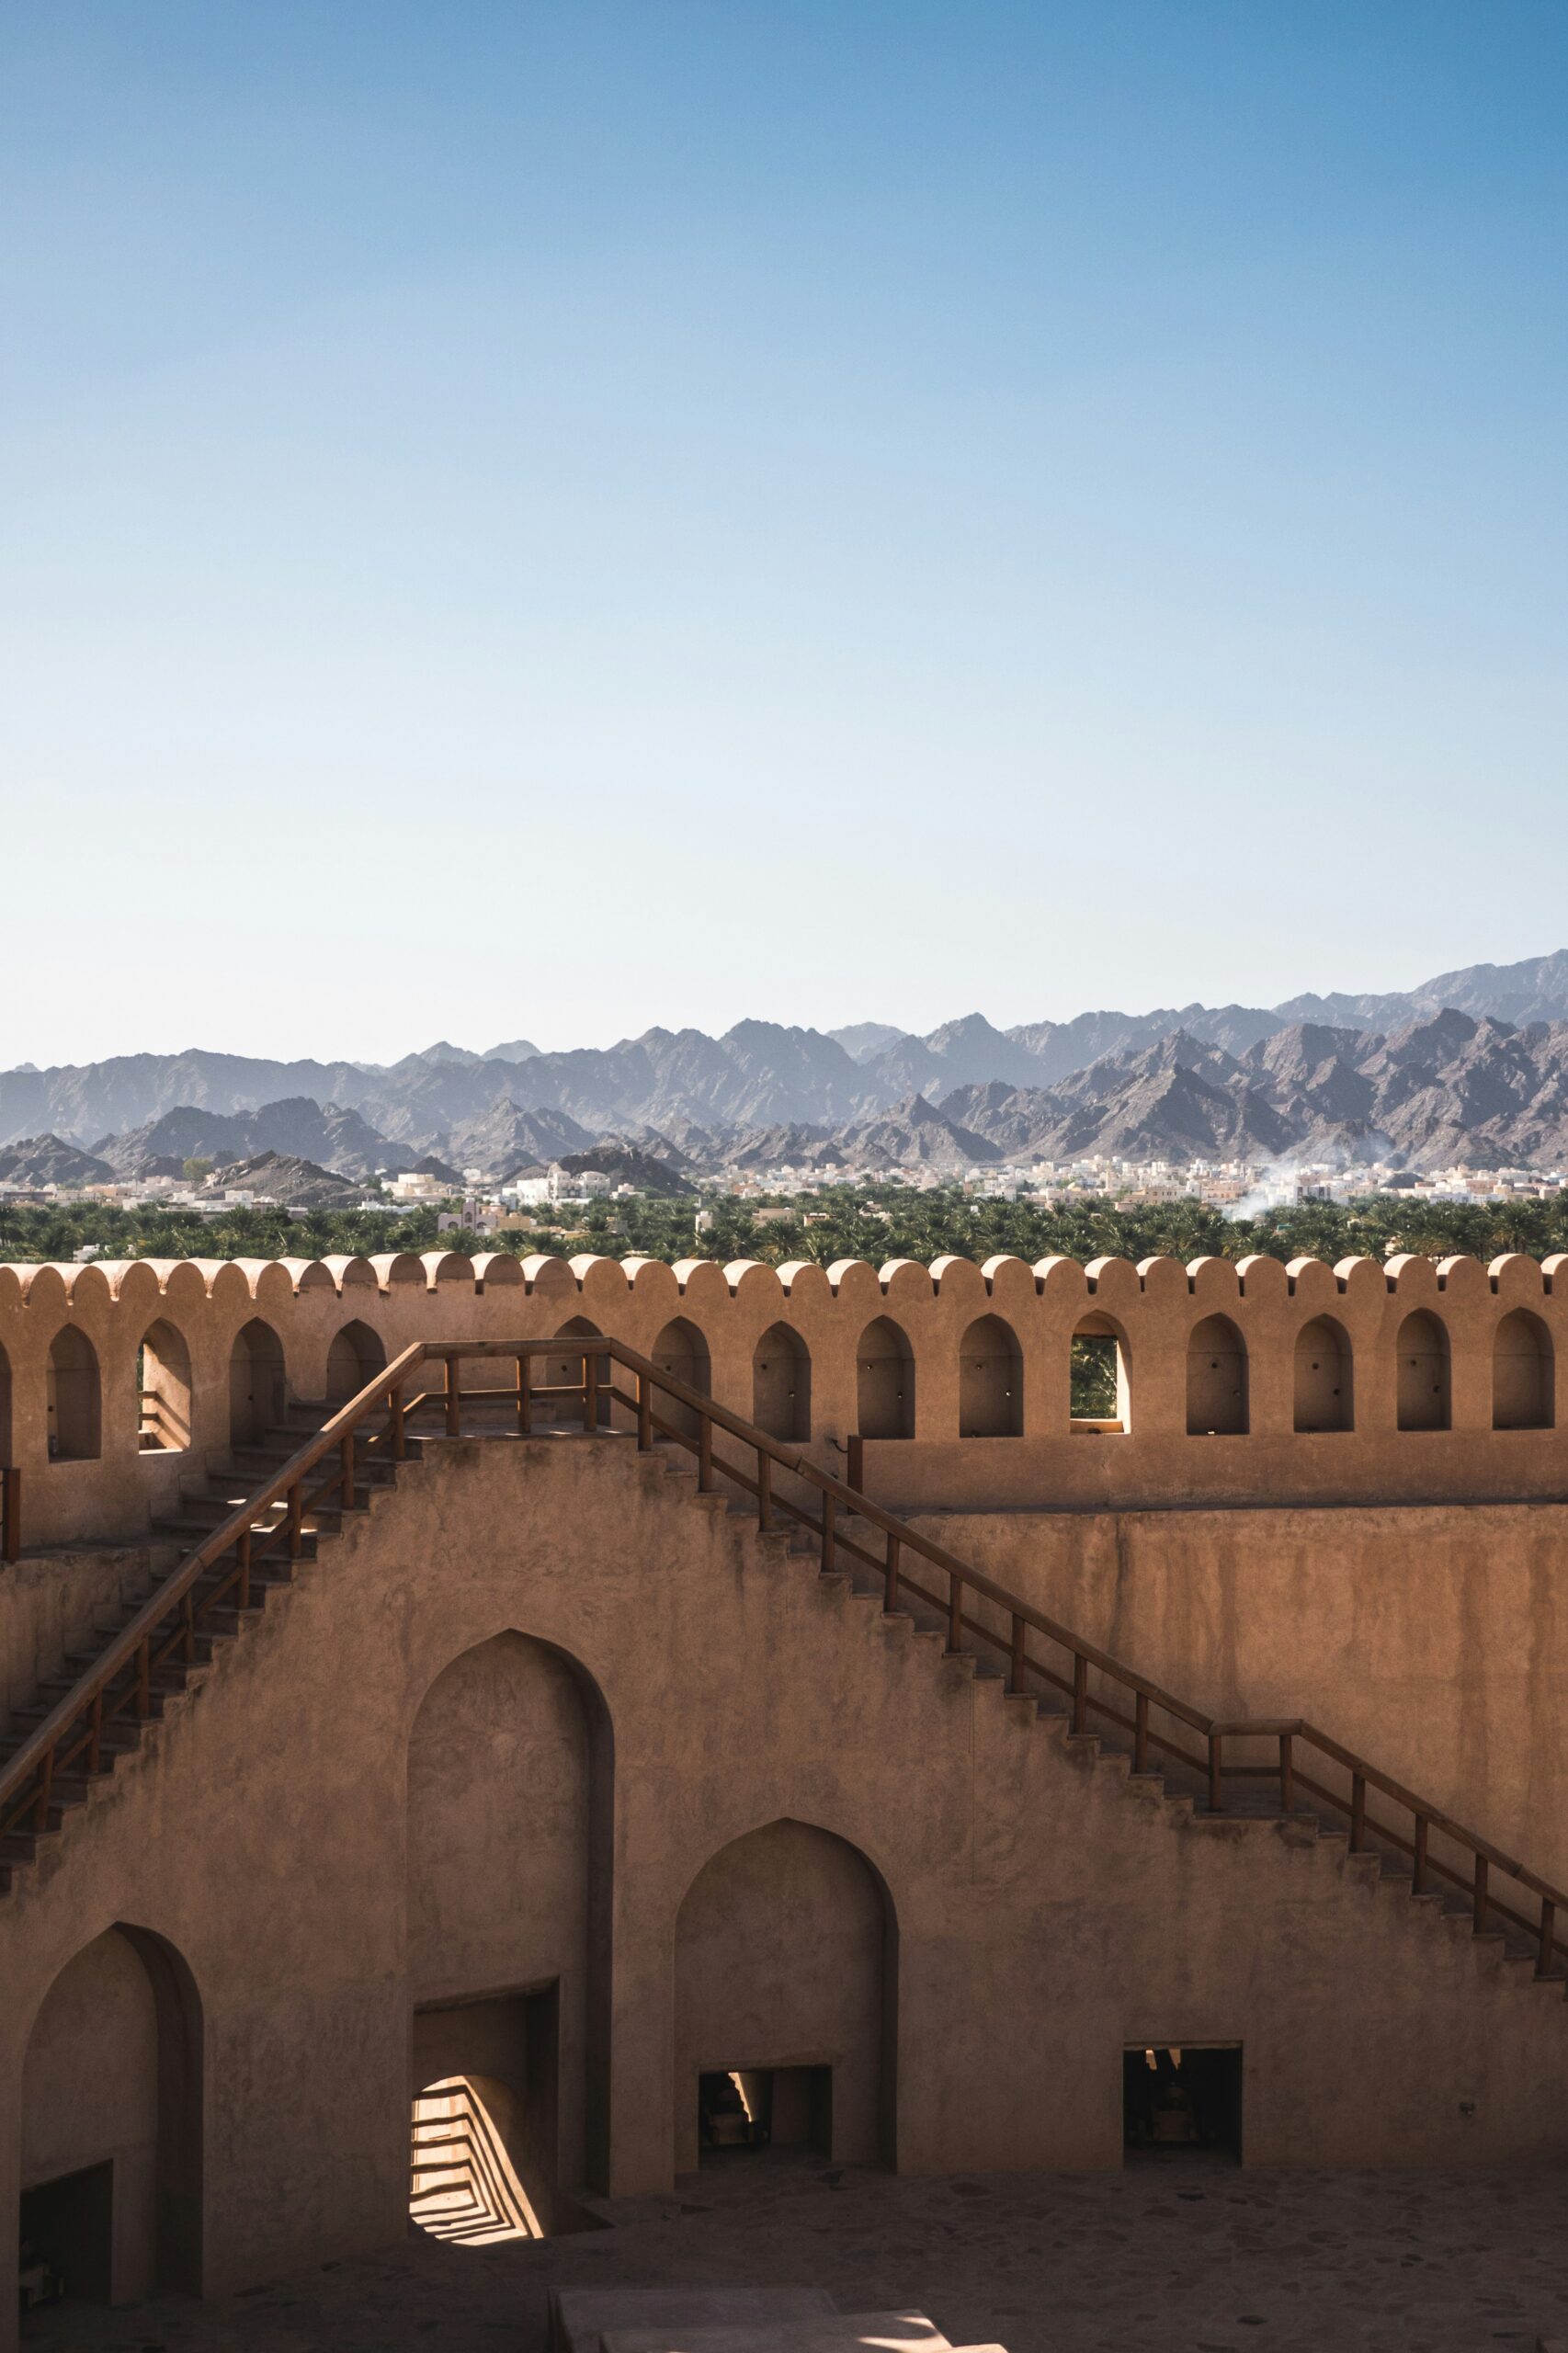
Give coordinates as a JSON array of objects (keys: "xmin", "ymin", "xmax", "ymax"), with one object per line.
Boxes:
[{"xmin": 22, "ymin": 2153, "xmax": 1568, "ymax": 2353}]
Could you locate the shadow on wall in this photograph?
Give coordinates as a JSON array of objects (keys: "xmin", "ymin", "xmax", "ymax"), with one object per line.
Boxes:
[
  {"xmin": 325, "ymin": 1319, "xmax": 387, "ymax": 1409},
  {"xmin": 1187, "ymin": 1315, "xmax": 1247, "ymax": 1437},
  {"xmin": 858, "ymin": 1318, "xmax": 914, "ymax": 1439},
  {"xmin": 229, "ymin": 1319, "xmax": 287, "ymax": 1449},
  {"xmin": 753, "ymin": 1322, "xmax": 811, "ymax": 1442},
  {"xmin": 1494, "ymin": 1309, "xmax": 1553, "ymax": 1430},
  {"xmin": 47, "ymin": 1326, "xmax": 100, "ymax": 1461}
]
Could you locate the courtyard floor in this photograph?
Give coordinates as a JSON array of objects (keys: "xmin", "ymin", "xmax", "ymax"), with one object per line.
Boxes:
[{"xmin": 21, "ymin": 2152, "xmax": 1568, "ymax": 2353}]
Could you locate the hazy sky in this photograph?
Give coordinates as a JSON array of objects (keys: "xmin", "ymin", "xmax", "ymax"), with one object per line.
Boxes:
[{"xmin": 4, "ymin": 2, "xmax": 1566, "ymax": 1066}]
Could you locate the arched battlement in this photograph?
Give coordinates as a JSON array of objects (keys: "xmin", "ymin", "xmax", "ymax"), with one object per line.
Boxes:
[{"xmin": 5, "ymin": 1248, "xmax": 1568, "ymax": 1540}]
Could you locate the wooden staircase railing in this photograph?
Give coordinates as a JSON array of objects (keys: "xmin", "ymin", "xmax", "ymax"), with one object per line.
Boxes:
[{"xmin": 3, "ymin": 1336, "xmax": 1565, "ymax": 1981}]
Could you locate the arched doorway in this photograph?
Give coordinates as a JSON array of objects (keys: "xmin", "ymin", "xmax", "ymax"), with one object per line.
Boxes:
[
  {"xmin": 325, "ymin": 1319, "xmax": 387, "ymax": 1409},
  {"xmin": 229, "ymin": 1320, "xmax": 287, "ymax": 1450},
  {"xmin": 1494, "ymin": 1310, "xmax": 1553, "ymax": 1430},
  {"xmin": 857, "ymin": 1318, "xmax": 914, "ymax": 1440},
  {"xmin": 406, "ymin": 1631, "xmax": 613, "ymax": 2227},
  {"xmin": 1186, "ymin": 1316, "xmax": 1247, "ymax": 1436},
  {"xmin": 138, "ymin": 1320, "xmax": 193, "ymax": 1452},
  {"xmin": 548, "ymin": 1318, "xmax": 610, "ymax": 1427},
  {"xmin": 1396, "ymin": 1311, "xmax": 1450, "ymax": 1431},
  {"xmin": 650, "ymin": 1317, "xmax": 711, "ymax": 1443},
  {"xmin": 753, "ymin": 1324, "xmax": 811, "ymax": 1443},
  {"xmin": 47, "ymin": 1327, "xmax": 100, "ymax": 1461},
  {"xmin": 674, "ymin": 1819, "xmax": 895, "ymax": 2174},
  {"xmin": 0, "ymin": 1340, "xmax": 12, "ymax": 1467},
  {"xmin": 1293, "ymin": 1317, "xmax": 1352, "ymax": 1432},
  {"xmin": 20, "ymin": 1925, "xmax": 202, "ymax": 2312},
  {"xmin": 958, "ymin": 1314, "xmax": 1022, "ymax": 1437}
]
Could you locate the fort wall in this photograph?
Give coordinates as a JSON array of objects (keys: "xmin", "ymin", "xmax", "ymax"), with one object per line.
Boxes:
[
  {"xmin": 1, "ymin": 1246, "xmax": 1565, "ymax": 1547},
  {"xmin": 4, "ymin": 1436, "xmax": 1566, "ymax": 2348}
]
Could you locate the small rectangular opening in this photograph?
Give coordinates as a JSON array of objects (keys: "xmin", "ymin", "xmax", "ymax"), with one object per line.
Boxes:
[
  {"xmin": 1123, "ymin": 2044, "xmax": 1242, "ymax": 2164},
  {"xmin": 19, "ymin": 2160, "xmax": 115, "ymax": 2310},
  {"xmin": 699, "ymin": 2066, "xmax": 831, "ymax": 2159}
]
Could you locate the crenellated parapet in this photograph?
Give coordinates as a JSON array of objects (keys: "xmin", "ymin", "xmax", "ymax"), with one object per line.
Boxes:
[{"xmin": 1, "ymin": 1246, "xmax": 1565, "ymax": 1542}]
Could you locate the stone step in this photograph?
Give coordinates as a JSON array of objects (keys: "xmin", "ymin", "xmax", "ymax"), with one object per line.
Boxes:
[
  {"xmin": 604, "ymin": 2311, "xmax": 951, "ymax": 2353},
  {"xmin": 551, "ymin": 2287, "xmax": 837, "ymax": 2353}
]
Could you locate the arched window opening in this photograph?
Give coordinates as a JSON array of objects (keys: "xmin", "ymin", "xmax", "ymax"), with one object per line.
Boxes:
[
  {"xmin": 47, "ymin": 1326, "xmax": 100, "ymax": 1462},
  {"xmin": 1072, "ymin": 1313, "xmax": 1131, "ymax": 1434},
  {"xmin": 229, "ymin": 1319, "xmax": 287, "ymax": 1451},
  {"xmin": 958, "ymin": 1314, "xmax": 1022, "ymax": 1437},
  {"xmin": 137, "ymin": 1320, "xmax": 193, "ymax": 1452},
  {"xmin": 20, "ymin": 1925, "xmax": 202, "ymax": 2312},
  {"xmin": 651, "ymin": 1317, "xmax": 712, "ymax": 1443},
  {"xmin": 1186, "ymin": 1315, "xmax": 1247, "ymax": 1437},
  {"xmin": 1293, "ymin": 1317, "xmax": 1352, "ymax": 1434},
  {"xmin": 675, "ymin": 1819, "xmax": 896, "ymax": 2175},
  {"xmin": 325, "ymin": 1319, "xmax": 387, "ymax": 1409},
  {"xmin": 753, "ymin": 1323, "xmax": 811, "ymax": 1443},
  {"xmin": 857, "ymin": 1317, "xmax": 914, "ymax": 1440},
  {"xmin": 1494, "ymin": 1310, "xmax": 1553, "ymax": 1431},
  {"xmin": 1396, "ymin": 1311, "xmax": 1450, "ymax": 1432},
  {"xmin": 548, "ymin": 1317, "xmax": 610, "ymax": 1426}
]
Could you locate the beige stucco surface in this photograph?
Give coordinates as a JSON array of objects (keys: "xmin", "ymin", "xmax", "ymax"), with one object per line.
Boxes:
[{"xmin": 5, "ymin": 1431, "xmax": 1568, "ymax": 2351}]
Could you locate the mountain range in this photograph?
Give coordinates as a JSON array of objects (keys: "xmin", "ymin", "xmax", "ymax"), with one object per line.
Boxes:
[{"xmin": 6, "ymin": 949, "xmax": 1568, "ymax": 1184}]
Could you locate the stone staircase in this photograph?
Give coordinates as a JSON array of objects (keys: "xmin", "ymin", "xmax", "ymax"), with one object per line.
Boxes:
[{"xmin": 4, "ymin": 1358, "xmax": 1567, "ymax": 2016}]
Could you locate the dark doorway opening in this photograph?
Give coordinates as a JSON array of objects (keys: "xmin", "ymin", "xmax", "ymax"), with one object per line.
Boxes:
[
  {"xmin": 19, "ymin": 2161, "xmax": 114, "ymax": 2310},
  {"xmin": 1123, "ymin": 2045, "xmax": 1242, "ymax": 2163},
  {"xmin": 698, "ymin": 2066, "xmax": 832, "ymax": 2159}
]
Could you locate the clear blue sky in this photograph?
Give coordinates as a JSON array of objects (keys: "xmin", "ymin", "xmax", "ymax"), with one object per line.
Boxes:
[{"xmin": 4, "ymin": 1, "xmax": 1565, "ymax": 1065}]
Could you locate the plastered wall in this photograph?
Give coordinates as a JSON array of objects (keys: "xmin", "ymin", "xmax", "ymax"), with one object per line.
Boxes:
[
  {"xmin": 4, "ymin": 1435, "xmax": 1567, "ymax": 2352},
  {"xmin": 2, "ymin": 1245, "xmax": 1566, "ymax": 1547}
]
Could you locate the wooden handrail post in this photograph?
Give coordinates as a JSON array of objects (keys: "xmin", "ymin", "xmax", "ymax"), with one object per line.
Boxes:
[
  {"xmin": 136, "ymin": 1636, "xmax": 151, "ymax": 1719},
  {"xmin": 33, "ymin": 1745, "xmax": 52, "ymax": 1834},
  {"xmin": 87, "ymin": 1689, "xmax": 102, "ymax": 1777},
  {"xmin": 2, "ymin": 1464, "xmax": 19, "ymax": 1563},
  {"xmin": 947, "ymin": 1570, "xmax": 963, "ymax": 1653},
  {"xmin": 820, "ymin": 1493, "xmax": 836, "ymax": 1574},
  {"xmin": 884, "ymin": 1531, "xmax": 900, "ymax": 1612},
  {"xmin": 757, "ymin": 1447, "xmax": 773, "ymax": 1531},
  {"xmin": 1208, "ymin": 1732, "xmax": 1223, "ymax": 1813},
  {"xmin": 391, "ymin": 1383, "xmax": 406, "ymax": 1461},
  {"xmin": 1134, "ymin": 1692, "xmax": 1150, "ymax": 1775},
  {"xmin": 1414, "ymin": 1814, "xmax": 1429, "ymax": 1893},
  {"xmin": 340, "ymin": 1433, "xmax": 357, "ymax": 1513},
  {"xmin": 1349, "ymin": 1773, "xmax": 1367, "ymax": 1853},
  {"xmin": 1473, "ymin": 1853, "xmax": 1489, "ymax": 1934},
  {"xmin": 637, "ymin": 1371, "xmax": 652, "ymax": 1451},
  {"xmin": 1072, "ymin": 1651, "xmax": 1088, "ymax": 1736},
  {"xmin": 518, "ymin": 1354, "xmax": 532, "ymax": 1437},
  {"xmin": 287, "ymin": 1482, "xmax": 303, "ymax": 1561},
  {"xmin": 585, "ymin": 1351, "xmax": 599, "ymax": 1433},
  {"xmin": 699, "ymin": 1414, "xmax": 713, "ymax": 1494},
  {"xmin": 237, "ymin": 1528, "xmax": 252, "ymax": 1611},
  {"xmin": 446, "ymin": 1356, "xmax": 461, "ymax": 1438},
  {"xmin": 1009, "ymin": 1613, "xmax": 1027, "ymax": 1695},
  {"xmin": 182, "ymin": 1592, "xmax": 195, "ymax": 1665},
  {"xmin": 847, "ymin": 1433, "xmax": 864, "ymax": 1491},
  {"xmin": 1538, "ymin": 1895, "xmax": 1557, "ymax": 1977},
  {"xmin": 1278, "ymin": 1730, "xmax": 1293, "ymax": 1815}
]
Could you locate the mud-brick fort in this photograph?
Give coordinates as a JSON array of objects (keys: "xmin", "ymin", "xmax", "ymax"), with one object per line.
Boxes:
[{"xmin": 4, "ymin": 1241, "xmax": 1568, "ymax": 2339}]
